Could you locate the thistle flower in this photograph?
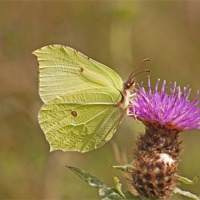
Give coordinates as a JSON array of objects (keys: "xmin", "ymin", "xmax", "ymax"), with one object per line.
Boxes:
[
  {"xmin": 129, "ymin": 76, "xmax": 200, "ymax": 200},
  {"xmin": 132, "ymin": 76, "xmax": 200, "ymax": 132}
]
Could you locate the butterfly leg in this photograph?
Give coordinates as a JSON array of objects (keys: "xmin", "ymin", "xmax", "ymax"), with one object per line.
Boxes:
[
  {"xmin": 126, "ymin": 92, "xmax": 137, "ymax": 118},
  {"xmin": 126, "ymin": 105, "xmax": 137, "ymax": 119},
  {"xmin": 129, "ymin": 93, "xmax": 137, "ymax": 100}
]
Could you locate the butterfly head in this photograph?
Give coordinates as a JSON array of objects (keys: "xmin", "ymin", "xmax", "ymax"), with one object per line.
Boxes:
[
  {"xmin": 123, "ymin": 79, "xmax": 135, "ymax": 91},
  {"xmin": 124, "ymin": 58, "xmax": 151, "ymax": 92}
]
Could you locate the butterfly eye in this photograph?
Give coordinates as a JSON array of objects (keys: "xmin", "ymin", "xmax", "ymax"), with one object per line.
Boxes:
[
  {"xmin": 123, "ymin": 81, "xmax": 128, "ymax": 90},
  {"xmin": 123, "ymin": 80, "xmax": 133, "ymax": 90}
]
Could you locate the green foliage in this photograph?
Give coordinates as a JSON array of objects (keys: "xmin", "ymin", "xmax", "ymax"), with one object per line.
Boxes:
[
  {"xmin": 178, "ymin": 175, "xmax": 199, "ymax": 185},
  {"xmin": 67, "ymin": 165, "xmax": 200, "ymax": 199},
  {"xmin": 111, "ymin": 164, "xmax": 135, "ymax": 172},
  {"xmin": 175, "ymin": 175, "xmax": 200, "ymax": 199},
  {"xmin": 174, "ymin": 188, "xmax": 200, "ymax": 200},
  {"xmin": 67, "ymin": 166, "xmax": 139, "ymax": 200},
  {"xmin": 66, "ymin": 165, "xmax": 104, "ymax": 188}
]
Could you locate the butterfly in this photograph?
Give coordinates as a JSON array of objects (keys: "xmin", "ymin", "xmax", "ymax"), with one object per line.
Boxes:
[{"xmin": 33, "ymin": 45, "xmax": 149, "ymax": 152}]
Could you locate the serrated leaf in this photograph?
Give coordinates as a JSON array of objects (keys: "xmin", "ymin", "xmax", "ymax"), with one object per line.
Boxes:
[
  {"xmin": 178, "ymin": 175, "xmax": 199, "ymax": 185},
  {"xmin": 66, "ymin": 165, "xmax": 104, "ymax": 188},
  {"xmin": 174, "ymin": 188, "xmax": 200, "ymax": 200},
  {"xmin": 113, "ymin": 177, "xmax": 125, "ymax": 198},
  {"xmin": 66, "ymin": 165, "xmax": 139, "ymax": 200},
  {"xmin": 99, "ymin": 187, "xmax": 124, "ymax": 200},
  {"xmin": 99, "ymin": 177, "xmax": 139, "ymax": 200}
]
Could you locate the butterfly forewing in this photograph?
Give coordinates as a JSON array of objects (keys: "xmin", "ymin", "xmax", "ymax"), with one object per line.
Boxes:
[{"xmin": 34, "ymin": 45, "xmax": 123, "ymax": 103}]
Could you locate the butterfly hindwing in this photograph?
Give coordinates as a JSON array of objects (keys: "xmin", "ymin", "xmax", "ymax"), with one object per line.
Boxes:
[{"xmin": 39, "ymin": 87, "xmax": 125, "ymax": 152}]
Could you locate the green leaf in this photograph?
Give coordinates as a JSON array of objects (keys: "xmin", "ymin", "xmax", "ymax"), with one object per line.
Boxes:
[
  {"xmin": 174, "ymin": 188, "xmax": 200, "ymax": 200},
  {"xmin": 111, "ymin": 164, "xmax": 135, "ymax": 172},
  {"xmin": 66, "ymin": 165, "xmax": 104, "ymax": 188},
  {"xmin": 99, "ymin": 187, "xmax": 124, "ymax": 200},
  {"xmin": 99, "ymin": 187, "xmax": 139, "ymax": 200},
  {"xmin": 99, "ymin": 177, "xmax": 139, "ymax": 200},
  {"xmin": 113, "ymin": 177, "xmax": 125, "ymax": 198},
  {"xmin": 178, "ymin": 175, "xmax": 199, "ymax": 185},
  {"xmin": 66, "ymin": 165, "xmax": 139, "ymax": 200}
]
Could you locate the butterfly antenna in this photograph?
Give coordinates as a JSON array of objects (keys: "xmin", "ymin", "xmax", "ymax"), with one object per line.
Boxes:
[
  {"xmin": 131, "ymin": 69, "xmax": 151, "ymax": 79},
  {"xmin": 128, "ymin": 58, "xmax": 150, "ymax": 80}
]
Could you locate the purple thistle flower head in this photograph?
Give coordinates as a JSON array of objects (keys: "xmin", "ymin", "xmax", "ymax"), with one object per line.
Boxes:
[{"xmin": 130, "ymin": 76, "xmax": 200, "ymax": 132}]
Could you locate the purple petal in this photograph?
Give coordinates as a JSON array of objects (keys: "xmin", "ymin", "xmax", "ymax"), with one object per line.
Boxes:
[{"xmin": 130, "ymin": 77, "xmax": 200, "ymax": 132}]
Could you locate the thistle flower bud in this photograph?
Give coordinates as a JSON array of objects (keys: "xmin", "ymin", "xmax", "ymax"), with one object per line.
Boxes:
[{"xmin": 132, "ymin": 126, "xmax": 180, "ymax": 199}]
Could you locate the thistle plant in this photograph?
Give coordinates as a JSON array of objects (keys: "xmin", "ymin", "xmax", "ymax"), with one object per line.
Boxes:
[{"xmin": 129, "ymin": 76, "xmax": 200, "ymax": 199}]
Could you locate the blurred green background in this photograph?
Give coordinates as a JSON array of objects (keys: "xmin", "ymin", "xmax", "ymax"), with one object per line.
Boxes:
[{"xmin": 1, "ymin": 1, "xmax": 200, "ymax": 199}]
